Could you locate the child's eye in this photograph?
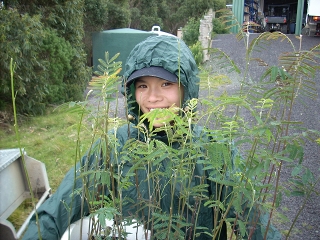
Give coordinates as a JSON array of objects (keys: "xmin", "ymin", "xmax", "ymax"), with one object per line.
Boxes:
[
  {"xmin": 136, "ymin": 84, "xmax": 147, "ymax": 88},
  {"xmin": 162, "ymin": 82, "xmax": 172, "ymax": 87}
]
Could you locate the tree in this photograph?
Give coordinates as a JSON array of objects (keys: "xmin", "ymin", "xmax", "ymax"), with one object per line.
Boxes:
[
  {"xmin": 105, "ymin": 0, "xmax": 130, "ymax": 29},
  {"xmin": 129, "ymin": 0, "xmax": 162, "ymax": 30},
  {"xmin": 157, "ymin": 0, "xmax": 188, "ymax": 33},
  {"xmin": 182, "ymin": 17, "xmax": 201, "ymax": 46},
  {"xmin": 83, "ymin": 0, "xmax": 109, "ymax": 65},
  {"xmin": 156, "ymin": 0, "xmax": 213, "ymax": 34}
]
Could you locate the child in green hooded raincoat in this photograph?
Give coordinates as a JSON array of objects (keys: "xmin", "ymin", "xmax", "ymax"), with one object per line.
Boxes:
[{"xmin": 22, "ymin": 35, "xmax": 281, "ymax": 240}]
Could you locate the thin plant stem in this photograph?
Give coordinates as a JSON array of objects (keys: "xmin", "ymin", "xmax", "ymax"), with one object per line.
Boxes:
[{"xmin": 10, "ymin": 58, "xmax": 42, "ymax": 240}]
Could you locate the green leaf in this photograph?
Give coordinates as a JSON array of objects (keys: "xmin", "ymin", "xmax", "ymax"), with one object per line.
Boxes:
[
  {"xmin": 302, "ymin": 168, "xmax": 314, "ymax": 184},
  {"xmin": 275, "ymin": 191, "xmax": 282, "ymax": 208},
  {"xmin": 290, "ymin": 191, "xmax": 305, "ymax": 197},
  {"xmin": 291, "ymin": 165, "xmax": 302, "ymax": 176},
  {"xmin": 238, "ymin": 220, "xmax": 246, "ymax": 237}
]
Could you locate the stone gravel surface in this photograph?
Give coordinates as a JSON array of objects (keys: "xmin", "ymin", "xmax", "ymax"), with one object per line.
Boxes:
[{"xmin": 211, "ymin": 33, "xmax": 320, "ymax": 240}]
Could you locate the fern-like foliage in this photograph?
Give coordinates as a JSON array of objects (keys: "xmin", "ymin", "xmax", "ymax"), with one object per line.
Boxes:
[{"xmin": 94, "ymin": 51, "xmax": 122, "ymax": 77}]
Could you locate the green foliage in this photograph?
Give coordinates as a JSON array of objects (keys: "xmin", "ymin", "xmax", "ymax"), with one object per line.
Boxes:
[
  {"xmin": 189, "ymin": 41, "xmax": 204, "ymax": 66},
  {"xmin": 214, "ymin": 8, "xmax": 239, "ymax": 34},
  {"xmin": 212, "ymin": 18, "xmax": 229, "ymax": 35},
  {"xmin": 42, "ymin": 29, "xmax": 74, "ymax": 103},
  {"xmin": 212, "ymin": 0, "xmax": 227, "ymax": 11},
  {"xmin": 84, "ymin": 0, "xmax": 108, "ymax": 29},
  {"xmin": 44, "ymin": 0, "xmax": 84, "ymax": 45},
  {"xmin": 182, "ymin": 17, "xmax": 200, "ymax": 46},
  {"xmin": 213, "ymin": 0, "xmax": 228, "ymax": 18},
  {"xmin": 105, "ymin": 0, "xmax": 130, "ymax": 29},
  {"xmin": 179, "ymin": 0, "xmax": 215, "ymax": 20},
  {"xmin": 130, "ymin": 0, "xmax": 162, "ymax": 31},
  {"xmin": 129, "ymin": 0, "xmax": 221, "ymax": 34},
  {"xmin": 93, "ymin": 52, "xmax": 122, "ymax": 77},
  {"xmin": 0, "ymin": 9, "xmax": 48, "ymax": 114},
  {"xmin": 0, "ymin": 1, "xmax": 91, "ymax": 115},
  {"xmin": 44, "ymin": 0, "xmax": 91, "ymax": 101}
]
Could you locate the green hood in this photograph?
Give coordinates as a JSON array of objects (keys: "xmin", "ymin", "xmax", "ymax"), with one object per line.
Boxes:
[{"xmin": 121, "ymin": 35, "xmax": 200, "ymax": 125}]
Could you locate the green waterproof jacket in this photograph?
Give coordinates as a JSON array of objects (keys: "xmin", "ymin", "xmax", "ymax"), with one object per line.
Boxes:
[{"xmin": 22, "ymin": 35, "xmax": 281, "ymax": 240}]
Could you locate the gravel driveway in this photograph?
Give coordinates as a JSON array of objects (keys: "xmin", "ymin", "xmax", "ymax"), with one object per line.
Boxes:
[{"xmin": 210, "ymin": 33, "xmax": 320, "ymax": 240}]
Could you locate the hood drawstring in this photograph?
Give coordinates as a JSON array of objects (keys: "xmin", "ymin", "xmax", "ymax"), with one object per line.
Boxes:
[{"xmin": 127, "ymin": 114, "xmax": 135, "ymax": 121}]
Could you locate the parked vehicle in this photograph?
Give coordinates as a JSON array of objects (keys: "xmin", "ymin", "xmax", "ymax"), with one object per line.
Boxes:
[
  {"xmin": 303, "ymin": 0, "xmax": 320, "ymax": 36},
  {"xmin": 265, "ymin": 4, "xmax": 290, "ymax": 33}
]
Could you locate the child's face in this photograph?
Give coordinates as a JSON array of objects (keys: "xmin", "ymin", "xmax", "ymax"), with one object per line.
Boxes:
[{"xmin": 135, "ymin": 76, "xmax": 184, "ymax": 128}]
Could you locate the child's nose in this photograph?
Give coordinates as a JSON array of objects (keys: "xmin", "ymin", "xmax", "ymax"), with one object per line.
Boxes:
[{"xmin": 147, "ymin": 88, "xmax": 162, "ymax": 102}]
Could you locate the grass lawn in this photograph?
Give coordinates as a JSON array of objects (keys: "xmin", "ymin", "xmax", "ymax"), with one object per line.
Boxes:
[{"xmin": 0, "ymin": 107, "xmax": 92, "ymax": 191}]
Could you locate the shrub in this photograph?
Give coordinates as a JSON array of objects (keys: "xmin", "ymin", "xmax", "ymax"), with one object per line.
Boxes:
[
  {"xmin": 0, "ymin": 9, "xmax": 49, "ymax": 114},
  {"xmin": 212, "ymin": 18, "xmax": 229, "ymax": 35},
  {"xmin": 0, "ymin": 6, "xmax": 91, "ymax": 115},
  {"xmin": 189, "ymin": 41, "xmax": 204, "ymax": 66},
  {"xmin": 44, "ymin": 0, "xmax": 91, "ymax": 104},
  {"xmin": 42, "ymin": 29, "xmax": 74, "ymax": 104},
  {"xmin": 182, "ymin": 17, "xmax": 200, "ymax": 46}
]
